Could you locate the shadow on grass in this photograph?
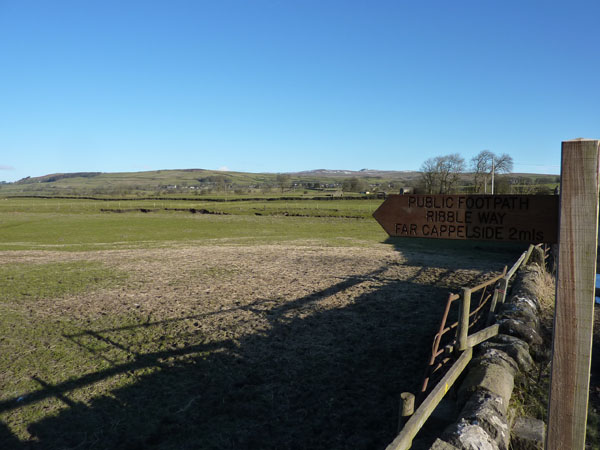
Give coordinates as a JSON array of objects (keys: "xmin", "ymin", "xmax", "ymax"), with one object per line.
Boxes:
[
  {"xmin": 0, "ymin": 250, "xmax": 515, "ymax": 450},
  {"xmin": 384, "ymin": 236, "xmax": 528, "ymax": 265}
]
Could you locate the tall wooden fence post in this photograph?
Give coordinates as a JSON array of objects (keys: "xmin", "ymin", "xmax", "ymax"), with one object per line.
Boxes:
[
  {"xmin": 457, "ymin": 287, "xmax": 471, "ymax": 351},
  {"xmin": 547, "ymin": 139, "xmax": 600, "ymax": 449}
]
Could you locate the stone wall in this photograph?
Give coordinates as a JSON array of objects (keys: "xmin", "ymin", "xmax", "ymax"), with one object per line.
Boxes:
[{"xmin": 429, "ymin": 249, "xmax": 549, "ymax": 450}]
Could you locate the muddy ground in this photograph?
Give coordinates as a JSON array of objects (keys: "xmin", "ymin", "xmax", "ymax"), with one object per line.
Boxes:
[{"xmin": 1, "ymin": 243, "xmax": 520, "ymax": 449}]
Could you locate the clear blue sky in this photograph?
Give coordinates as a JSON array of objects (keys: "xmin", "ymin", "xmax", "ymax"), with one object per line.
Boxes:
[{"xmin": 1, "ymin": 0, "xmax": 598, "ymax": 182}]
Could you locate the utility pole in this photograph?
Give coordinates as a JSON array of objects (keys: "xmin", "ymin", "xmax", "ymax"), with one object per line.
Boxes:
[{"xmin": 491, "ymin": 157, "xmax": 495, "ymax": 194}]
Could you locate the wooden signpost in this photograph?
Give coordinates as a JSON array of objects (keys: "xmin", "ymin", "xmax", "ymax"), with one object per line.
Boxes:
[
  {"xmin": 373, "ymin": 139, "xmax": 600, "ymax": 449},
  {"xmin": 547, "ymin": 139, "xmax": 600, "ymax": 449},
  {"xmin": 373, "ymin": 194, "xmax": 559, "ymax": 243}
]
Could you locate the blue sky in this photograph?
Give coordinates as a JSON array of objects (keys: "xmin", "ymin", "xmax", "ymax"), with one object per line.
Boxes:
[{"xmin": 1, "ymin": 0, "xmax": 598, "ymax": 182}]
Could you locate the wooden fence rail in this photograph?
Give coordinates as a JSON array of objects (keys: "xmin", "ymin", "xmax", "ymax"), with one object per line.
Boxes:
[{"xmin": 388, "ymin": 244, "xmax": 536, "ymax": 450}]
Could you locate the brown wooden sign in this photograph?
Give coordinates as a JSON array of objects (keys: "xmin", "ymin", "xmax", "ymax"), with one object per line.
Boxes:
[{"xmin": 373, "ymin": 194, "xmax": 559, "ymax": 243}]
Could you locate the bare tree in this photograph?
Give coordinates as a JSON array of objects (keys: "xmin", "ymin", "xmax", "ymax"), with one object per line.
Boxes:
[
  {"xmin": 437, "ymin": 153, "xmax": 465, "ymax": 194},
  {"xmin": 342, "ymin": 177, "xmax": 367, "ymax": 192},
  {"xmin": 420, "ymin": 154, "xmax": 465, "ymax": 194},
  {"xmin": 419, "ymin": 157, "xmax": 439, "ymax": 194},
  {"xmin": 215, "ymin": 175, "xmax": 227, "ymax": 192},
  {"xmin": 470, "ymin": 151, "xmax": 513, "ymax": 193},
  {"xmin": 276, "ymin": 174, "xmax": 291, "ymax": 193},
  {"xmin": 471, "ymin": 150, "xmax": 494, "ymax": 193}
]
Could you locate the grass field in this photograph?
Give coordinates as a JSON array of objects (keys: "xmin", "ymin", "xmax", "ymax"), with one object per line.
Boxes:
[
  {"xmin": 0, "ymin": 197, "xmax": 385, "ymax": 252},
  {"xmin": 0, "ymin": 197, "xmax": 381, "ymax": 217},
  {"xmin": 0, "ymin": 196, "xmax": 575, "ymax": 449}
]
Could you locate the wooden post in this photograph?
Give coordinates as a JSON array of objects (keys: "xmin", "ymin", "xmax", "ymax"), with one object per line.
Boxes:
[
  {"xmin": 498, "ymin": 277, "xmax": 509, "ymax": 305},
  {"xmin": 547, "ymin": 139, "xmax": 600, "ymax": 449},
  {"xmin": 386, "ymin": 348, "xmax": 473, "ymax": 450},
  {"xmin": 486, "ymin": 286, "xmax": 501, "ymax": 326},
  {"xmin": 457, "ymin": 288, "xmax": 471, "ymax": 351},
  {"xmin": 523, "ymin": 244, "xmax": 535, "ymax": 266},
  {"xmin": 398, "ymin": 392, "xmax": 415, "ymax": 432}
]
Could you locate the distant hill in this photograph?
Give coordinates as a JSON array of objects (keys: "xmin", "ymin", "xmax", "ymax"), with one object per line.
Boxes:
[
  {"xmin": 292, "ymin": 169, "xmax": 420, "ymax": 179},
  {"xmin": 14, "ymin": 172, "xmax": 102, "ymax": 184},
  {"xmin": 0, "ymin": 168, "xmax": 558, "ymax": 198}
]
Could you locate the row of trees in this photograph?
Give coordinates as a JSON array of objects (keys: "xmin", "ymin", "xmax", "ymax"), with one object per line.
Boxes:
[{"xmin": 420, "ymin": 151, "xmax": 514, "ymax": 194}]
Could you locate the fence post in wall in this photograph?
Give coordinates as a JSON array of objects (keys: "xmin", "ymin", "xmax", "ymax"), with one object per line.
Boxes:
[
  {"xmin": 398, "ymin": 392, "xmax": 415, "ymax": 432},
  {"xmin": 486, "ymin": 286, "xmax": 501, "ymax": 326},
  {"xmin": 523, "ymin": 244, "xmax": 535, "ymax": 266},
  {"xmin": 547, "ymin": 139, "xmax": 600, "ymax": 449},
  {"xmin": 457, "ymin": 287, "xmax": 471, "ymax": 351},
  {"xmin": 497, "ymin": 277, "xmax": 509, "ymax": 305}
]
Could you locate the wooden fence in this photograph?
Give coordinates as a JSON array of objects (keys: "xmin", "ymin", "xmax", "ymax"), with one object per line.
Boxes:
[{"xmin": 386, "ymin": 244, "xmax": 537, "ymax": 450}]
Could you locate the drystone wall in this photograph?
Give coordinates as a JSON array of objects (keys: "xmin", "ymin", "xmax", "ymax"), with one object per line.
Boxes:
[{"xmin": 429, "ymin": 248, "xmax": 549, "ymax": 450}]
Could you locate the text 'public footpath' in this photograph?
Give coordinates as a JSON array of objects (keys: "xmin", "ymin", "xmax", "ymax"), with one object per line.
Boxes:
[{"xmin": 393, "ymin": 195, "xmax": 547, "ymax": 242}]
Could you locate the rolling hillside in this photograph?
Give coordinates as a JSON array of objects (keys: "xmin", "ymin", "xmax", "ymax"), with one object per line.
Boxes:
[
  {"xmin": 0, "ymin": 168, "xmax": 558, "ymax": 198},
  {"xmin": 0, "ymin": 168, "xmax": 419, "ymax": 197}
]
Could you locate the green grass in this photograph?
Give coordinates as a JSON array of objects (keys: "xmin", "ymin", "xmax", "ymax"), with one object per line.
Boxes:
[
  {"xmin": 0, "ymin": 198, "xmax": 387, "ymax": 251},
  {"xmin": 0, "ymin": 306, "xmax": 171, "ymax": 444},
  {"xmin": 0, "ymin": 261, "xmax": 128, "ymax": 303},
  {"xmin": 0, "ymin": 255, "xmax": 204, "ymax": 447},
  {"xmin": 0, "ymin": 197, "xmax": 381, "ymax": 218},
  {"xmin": 0, "ymin": 213, "xmax": 388, "ymax": 251},
  {"xmin": 0, "ymin": 197, "xmax": 381, "ymax": 216},
  {"xmin": 0, "ymin": 260, "xmax": 133, "ymax": 441}
]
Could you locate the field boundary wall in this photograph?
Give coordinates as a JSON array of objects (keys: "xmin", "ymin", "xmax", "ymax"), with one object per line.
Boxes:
[{"xmin": 387, "ymin": 244, "xmax": 549, "ymax": 450}]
